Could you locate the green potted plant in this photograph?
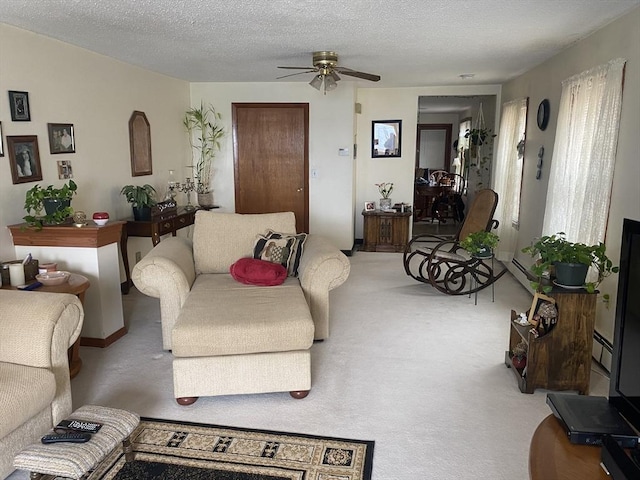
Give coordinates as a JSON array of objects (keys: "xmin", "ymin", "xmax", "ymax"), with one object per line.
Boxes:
[
  {"xmin": 460, "ymin": 230, "xmax": 499, "ymax": 258},
  {"xmin": 464, "ymin": 127, "xmax": 496, "ymax": 146},
  {"xmin": 23, "ymin": 179, "xmax": 78, "ymax": 229},
  {"xmin": 183, "ymin": 102, "xmax": 225, "ymax": 208},
  {"xmin": 120, "ymin": 184, "xmax": 157, "ymax": 221},
  {"xmin": 522, "ymin": 232, "xmax": 618, "ymax": 293}
]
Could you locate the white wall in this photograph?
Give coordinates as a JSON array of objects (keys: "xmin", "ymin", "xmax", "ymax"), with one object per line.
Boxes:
[
  {"xmin": 0, "ymin": 24, "xmax": 191, "ymax": 266},
  {"xmin": 501, "ymin": 6, "xmax": 640, "ymax": 341},
  {"xmin": 189, "ymin": 82, "xmax": 357, "ymax": 250},
  {"xmin": 354, "ymin": 85, "xmax": 501, "ymax": 238}
]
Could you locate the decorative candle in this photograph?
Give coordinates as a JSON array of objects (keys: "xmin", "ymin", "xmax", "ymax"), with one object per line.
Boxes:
[{"xmin": 9, "ymin": 263, "xmax": 25, "ymax": 286}]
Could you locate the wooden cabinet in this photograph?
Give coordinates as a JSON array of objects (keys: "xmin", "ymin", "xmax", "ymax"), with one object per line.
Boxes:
[
  {"xmin": 362, "ymin": 210, "xmax": 411, "ymax": 252},
  {"xmin": 505, "ymin": 289, "xmax": 597, "ymax": 394},
  {"xmin": 120, "ymin": 207, "xmax": 197, "ymax": 293}
]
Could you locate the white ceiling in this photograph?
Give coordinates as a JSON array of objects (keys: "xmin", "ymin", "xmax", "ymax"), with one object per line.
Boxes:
[{"xmin": 1, "ymin": 0, "xmax": 638, "ymax": 88}]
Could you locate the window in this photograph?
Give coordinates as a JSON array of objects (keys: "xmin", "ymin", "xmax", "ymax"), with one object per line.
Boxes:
[
  {"xmin": 542, "ymin": 59, "xmax": 626, "ymax": 245},
  {"xmin": 493, "ymin": 97, "xmax": 528, "ymax": 261}
]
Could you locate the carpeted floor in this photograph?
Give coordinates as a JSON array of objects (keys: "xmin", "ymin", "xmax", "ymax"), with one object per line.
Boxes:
[
  {"xmin": 86, "ymin": 418, "xmax": 373, "ymax": 480},
  {"xmin": 7, "ymin": 252, "xmax": 609, "ymax": 480}
]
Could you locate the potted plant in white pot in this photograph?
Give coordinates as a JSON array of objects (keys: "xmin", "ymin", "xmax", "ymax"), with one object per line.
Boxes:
[
  {"xmin": 183, "ymin": 102, "xmax": 225, "ymax": 208},
  {"xmin": 121, "ymin": 184, "xmax": 157, "ymax": 221}
]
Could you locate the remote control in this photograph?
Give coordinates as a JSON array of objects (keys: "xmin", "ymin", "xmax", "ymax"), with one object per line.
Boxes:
[
  {"xmin": 17, "ymin": 282, "xmax": 43, "ymax": 291},
  {"xmin": 41, "ymin": 432, "xmax": 92, "ymax": 444},
  {"xmin": 56, "ymin": 418, "xmax": 103, "ymax": 434}
]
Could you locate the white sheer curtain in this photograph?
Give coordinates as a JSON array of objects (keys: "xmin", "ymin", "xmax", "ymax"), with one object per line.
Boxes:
[
  {"xmin": 542, "ymin": 58, "xmax": 626, "ymax": 245},
  {"xmin": 493, "ymin": 97, "xmax": 528, "ymax": 261}
]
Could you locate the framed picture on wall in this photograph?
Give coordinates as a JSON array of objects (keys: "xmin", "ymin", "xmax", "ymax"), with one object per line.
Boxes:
[
  {"xmin": 8, "ymin": 91, "xmax": 31, "ymax": 121},
  {"xmin": 372, "ymin": 120, "xmax": 402, "ymax": 158},
  {"xmin": 7, "ymin": 135, "xmax": 43, "ymax": 184},
  {"xmin": 48, "ymin": 123, "xmax": 76, "ymax": 154},
  {"xmin": 129, "ymin": 111, "xmax": 153, "ymax": 176}
]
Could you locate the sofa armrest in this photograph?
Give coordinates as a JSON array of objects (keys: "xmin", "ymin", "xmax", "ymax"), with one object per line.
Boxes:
[
  {"xmin": 0, "ymin": 290, "xmax": 83, "ymax": 425},
  {"xmin": 297, "ymin": 234, "xmax": 350, "ymax": 340},
  {"xmin": 132, "ymin": 236, "xmax": 196, "ymax": 350}
]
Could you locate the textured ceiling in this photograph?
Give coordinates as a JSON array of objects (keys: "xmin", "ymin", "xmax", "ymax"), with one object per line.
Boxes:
[{"xmin": 1, "ymin": 0, "xmax": 639, "ymax": 87}]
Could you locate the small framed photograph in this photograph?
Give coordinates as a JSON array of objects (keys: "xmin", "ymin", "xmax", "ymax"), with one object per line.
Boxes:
[
  {"xmin": 372, "ymin": 119, "xmax": 402, "ymax": 158},
  {"xmin": 0, "ymin": 122, "xmax": 4, "ymax": 157},
  {"xmin": 57, "ymin": 160, "xmax": 74, "ymax": 179},
  {"xmin": 527, "ymin": 292, "xmax": 555, "ymax": 325},
  {"xmin": 364, "ymin": 201, "xmax": 376, "ymax": 212},
  {"xmin": 48, "ymin": 123, "xmax": 76, "ymax": 154},
  {"xmin": 8, "ymin": 91, "xmax": 31, "ymax": 121},
  {"xmin": 7, "ymin": 135, "xmax": 42, "ymax": 184}
]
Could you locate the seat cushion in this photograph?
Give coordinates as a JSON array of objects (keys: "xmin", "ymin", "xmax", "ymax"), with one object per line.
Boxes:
[
  {"xmin": 0, "ymin": 363, "xmax": 55, "ymax": 438},
  {"xmin": 172, "ymin": 274, "xmax": 314, "ymax": 357}
]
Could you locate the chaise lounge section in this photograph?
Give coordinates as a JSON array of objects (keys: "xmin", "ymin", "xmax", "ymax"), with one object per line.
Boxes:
[{"xmin": 132, "ymin": 211, "xmax": 350, "ymax": 403}]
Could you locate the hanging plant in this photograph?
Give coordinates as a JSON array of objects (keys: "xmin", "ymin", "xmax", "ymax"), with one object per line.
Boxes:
[{"xmin": 464, "ymin": 128, "xmax": 496, "ymax": 146}]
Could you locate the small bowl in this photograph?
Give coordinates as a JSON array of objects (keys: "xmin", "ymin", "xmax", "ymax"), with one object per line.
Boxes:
[
  {"xmin": 36, "ymin": 271, "xmax": 70, "ymax": 286},
  {"xmin": 93, "ymin": 212, "xmax": 109, "ymax": 219},
  {"xmin": 93, "ymin": 219, "xmax": 108, "ymax": 226},
  {"xmin": 39, "ymin": 262, "xmax": 58, "ymax": 272}
]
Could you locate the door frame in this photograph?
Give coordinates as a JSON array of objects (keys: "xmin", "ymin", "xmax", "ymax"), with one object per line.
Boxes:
[
  {"xmin": 231, "ymin": 102, "xmax": 309, "ymax": 233},
  {"xmin": 415, "ymin": 123, "xmax": 453, "ymax": 172}
]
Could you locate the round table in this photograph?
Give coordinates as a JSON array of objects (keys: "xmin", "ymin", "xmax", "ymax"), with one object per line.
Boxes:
[
  {"xmin": 529, "ymin": 414, "xmax": 608, "ymax": 479},
  {"xmin": 1, "ymin": 272, "xmax": 90, "ymax": 378}
]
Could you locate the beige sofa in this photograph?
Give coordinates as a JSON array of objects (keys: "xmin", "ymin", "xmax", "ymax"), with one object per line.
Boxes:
[
  {"xmin": 132, "ymin": 211, "xmax": 350, "ymax": 403},
  {"xmin": 0, "ymin": 290, "xmax": 84, "ymax": 479}
]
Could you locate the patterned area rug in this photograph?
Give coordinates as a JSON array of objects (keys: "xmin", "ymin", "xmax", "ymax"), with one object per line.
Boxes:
[{"xmin": 84, "ymin": 418, "xmax": 374, "ymax": 480}]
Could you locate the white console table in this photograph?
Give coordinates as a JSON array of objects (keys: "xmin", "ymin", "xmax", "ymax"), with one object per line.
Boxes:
[{"xmin": 8, "ymin": 222, "xmax": 126, "ymax": 347}]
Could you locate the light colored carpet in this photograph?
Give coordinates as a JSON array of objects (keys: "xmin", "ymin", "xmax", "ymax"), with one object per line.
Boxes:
[{"xmin": 7, "ymin": 252, "xmax": 608, "ymax": 480}]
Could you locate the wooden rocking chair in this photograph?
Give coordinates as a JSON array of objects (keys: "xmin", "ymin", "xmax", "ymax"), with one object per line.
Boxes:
[{"xmin": 403, "ymin": 189, "xmax": 507, "ymax": 295}]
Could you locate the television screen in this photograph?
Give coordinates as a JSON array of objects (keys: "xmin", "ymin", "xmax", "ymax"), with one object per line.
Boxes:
[{"xmin": 609, "ymin": 218, "xmax": 640, "ymax": 432}]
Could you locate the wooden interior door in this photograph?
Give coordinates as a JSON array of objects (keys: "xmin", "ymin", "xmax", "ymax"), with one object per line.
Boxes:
[{"xmin": 232, "ymin": 103, "xmax": 309, "ymax": 233}]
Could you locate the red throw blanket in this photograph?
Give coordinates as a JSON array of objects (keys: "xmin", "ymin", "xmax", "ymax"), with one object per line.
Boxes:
[{"xmin": 230, "ymin": 257, "xmax": 287, "ymax": 286}]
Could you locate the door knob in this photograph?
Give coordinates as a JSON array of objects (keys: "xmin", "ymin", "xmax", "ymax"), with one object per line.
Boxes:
[{"xmin": 297, "ymin": 187, "xmax": 304, "ymax": 192}]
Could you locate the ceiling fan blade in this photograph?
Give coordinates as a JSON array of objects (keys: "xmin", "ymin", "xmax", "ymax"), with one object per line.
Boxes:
[
  {"xmin": 276, "ymin": 70, "xmax": 317, "ymax": 79},
  {"xmin": 335, "ymin": 67, "xmax": 381, "ymax": 82},
  {"xmin": 277, "ymin": 66, "xmax": 315, "ymax": 70}
]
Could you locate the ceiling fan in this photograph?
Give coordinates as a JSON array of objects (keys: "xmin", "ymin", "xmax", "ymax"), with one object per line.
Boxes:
[{"xmin": 277, "ymin": 51, "xmax": 381, "ymax": 94}]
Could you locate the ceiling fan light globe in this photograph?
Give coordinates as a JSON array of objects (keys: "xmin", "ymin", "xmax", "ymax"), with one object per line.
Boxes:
[
  {"xmin": 309, "ymin": 75, "xmax": 323, "ymax": 90},
  {"xmin": 329, "ymin": 71, "xmax": 341, "ymax": 82},
  {"xmin": 324, "ymin": 76, "xmax": 338, "ymax": 91}
]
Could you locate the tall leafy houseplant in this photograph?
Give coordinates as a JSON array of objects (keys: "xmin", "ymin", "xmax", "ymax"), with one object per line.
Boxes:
[
  {"xmin": 183, "ymin": 103, "xmax": 224, "ymax": 200},
  {"xmin": 23, "ymin": 180, "xmax": 78, "ymax": 229}
]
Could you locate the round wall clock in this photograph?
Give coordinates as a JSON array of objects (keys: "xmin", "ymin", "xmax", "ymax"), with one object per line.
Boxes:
[{"xmin": 537, "ymin": 99, "xmax": 550, "ymax": 131}]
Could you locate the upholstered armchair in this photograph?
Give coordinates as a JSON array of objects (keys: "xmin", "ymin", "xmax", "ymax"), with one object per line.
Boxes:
[{"xmin": 0, "ymin": 290, "xmax": 84, "ymax": 479}]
